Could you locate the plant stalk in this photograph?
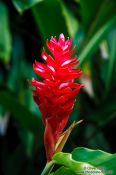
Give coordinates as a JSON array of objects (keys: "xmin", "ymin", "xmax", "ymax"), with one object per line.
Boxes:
[{"xmin": 41, "ymin": 161, "xmax": 55, "ymax": 175}]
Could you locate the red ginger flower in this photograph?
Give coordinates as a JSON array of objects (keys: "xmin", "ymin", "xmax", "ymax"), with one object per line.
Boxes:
[{"xmin": 30, "ymin": 34, "xmax": 82, "ymax": 161}]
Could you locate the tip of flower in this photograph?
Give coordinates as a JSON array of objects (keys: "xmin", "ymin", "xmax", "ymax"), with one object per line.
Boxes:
[{"xmin": 59, "ymin": 33, "xmax": 65, "ymax": 40}]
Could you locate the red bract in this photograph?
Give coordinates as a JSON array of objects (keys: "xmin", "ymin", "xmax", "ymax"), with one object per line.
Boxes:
[{"xmin": 30, "ymin": 34, "xmax": 82, "ymax": 161}]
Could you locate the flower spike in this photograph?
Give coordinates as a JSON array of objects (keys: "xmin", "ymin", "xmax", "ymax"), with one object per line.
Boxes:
[{"xmin": 29, "ymin": 34, "xmax": 83, "ymax": 161}]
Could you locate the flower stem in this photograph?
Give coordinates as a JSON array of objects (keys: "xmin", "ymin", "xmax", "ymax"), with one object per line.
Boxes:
[{"xmin": 41, "ymin": 161, "xmax": 55, "ymax": 175}]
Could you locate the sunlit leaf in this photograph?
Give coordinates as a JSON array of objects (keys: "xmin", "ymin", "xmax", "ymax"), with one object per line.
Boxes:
[
  {"xmin": 72, "ymin": 147, "xmax": 116, "ymax": 174},
  {"xmin": 53, "ymin": 151, "xmax": 104, "ymax": 175},
  {"xmin": 52, "ymin": 148, "xmax": 116, "ymax": 175}
]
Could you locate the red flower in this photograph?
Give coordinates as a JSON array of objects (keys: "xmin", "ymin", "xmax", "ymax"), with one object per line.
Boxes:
[{"xmin": 30, "ymin": 34, "xmax": 82, "ymax": 161}]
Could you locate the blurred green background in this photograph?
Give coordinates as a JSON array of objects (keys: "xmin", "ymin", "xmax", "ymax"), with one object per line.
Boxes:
[{"xmin": 0, "ymin": 0, "xmax": 116, "ymax": 174}]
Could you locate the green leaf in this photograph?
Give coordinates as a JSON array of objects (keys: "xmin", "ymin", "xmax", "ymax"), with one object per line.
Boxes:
[
  {"xmin": 72, "ymin": 147, "xmax": 116, "ymax": 175},
  {"xmin": 23, "ymin": 88, "xmax": 41, "ymax": 117},
  {"xmin": 32, "ymin": 0, "xmax": 69, "ymax": 41},
  {"xmin": 105, "ymin": 29, "xmax": 116, "ymax": 95},
  {"xmin": 53, "ymin": 152, "xmax": 104, "ymax": 175},
  {"xmin": 59, "ymin": 1, "xmax": 79, "ymax": 38},
  {"xmin": 78, "ymin": 0, "xmax": 116, "ymax": 67},
  {"xmin": 12, "ymin": 0, "xmax": 43, "ymax": 13},
  {"xmin": 0, "ymin": 90, "xmax": 43, "ymax": 136},
  {"xmin": 6, "ymin": 35, "xmax": 41, "ymax": 118},
  {"xmin": 72, "ymin": 147, "xmax": 111, "ymax": 164},
  {"xmin": 80, "ymin": 0, "xmax": 116, "ymax": 42},
  {"xmin": 78, "ymin": 16, "xmax": 116, "ymax": 66},
  {"xmin": 0, "ymin": 2, "xmax": 12, "ymax": 63},
  {"xmin": 52, "ymin": 148, "xmax": 116, "ymax": 175},
  {"xmin": 7, "ymin": 35, "xmax": 25, "ymax": 92}
]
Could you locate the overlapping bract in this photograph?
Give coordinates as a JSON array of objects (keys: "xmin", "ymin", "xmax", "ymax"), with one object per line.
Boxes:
[{"xmin": 30, "ymin": 34, "xmax": 82, "ymax": 161}]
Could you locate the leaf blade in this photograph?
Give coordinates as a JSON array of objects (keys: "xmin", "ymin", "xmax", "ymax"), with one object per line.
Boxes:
[{"xmin": 12, "ymin": 0, "xmax": 43, "ymax": 13}]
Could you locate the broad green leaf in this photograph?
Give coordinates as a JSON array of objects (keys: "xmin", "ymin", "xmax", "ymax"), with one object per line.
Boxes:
[
  {"xmin": 12, "ymin": 0, "xmax": 43, "ymax": 13},
  {"xmin": 53, "ymin": 152, "xmax": 104, "ymax": 175},
  {"xmin": 0, "ymin": 90, "xmax": 43, "ymax": 136},
  {"xmin": 78, "ymin": 16, "xmax": 116, "ymax": 66},
  {"xmin": 32, "ymin": 0, "xmax": 69, "ymax": 41},
  {"xmin": 72, "ymin": 147, "xmax": 111, "ymax": 164},
  {"xmin": 0, "ymin": 2, "xmax": 12, "ymax": 63},
  {"xmin": 72, "ymin": 147, "xmax": 116, "ymax": 175},
  {"xmin": 53, "ymin": 148, "xmax": 116, "ymax": 175}
]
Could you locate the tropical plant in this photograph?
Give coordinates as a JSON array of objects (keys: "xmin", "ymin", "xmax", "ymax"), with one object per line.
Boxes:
[{"xmin": 0, "ymin": 0, "xmax": 116, "ymax": 175}]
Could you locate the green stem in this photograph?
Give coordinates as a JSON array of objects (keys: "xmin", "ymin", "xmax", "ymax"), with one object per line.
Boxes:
[{"xmin": 41, "ymin": 161, "xmax": 55, "ymax": 175}]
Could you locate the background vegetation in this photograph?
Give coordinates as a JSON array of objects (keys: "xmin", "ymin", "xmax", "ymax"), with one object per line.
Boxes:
[{"xmin": 0, "ymin": 0, "xmax": 116, "ymax": 174}]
